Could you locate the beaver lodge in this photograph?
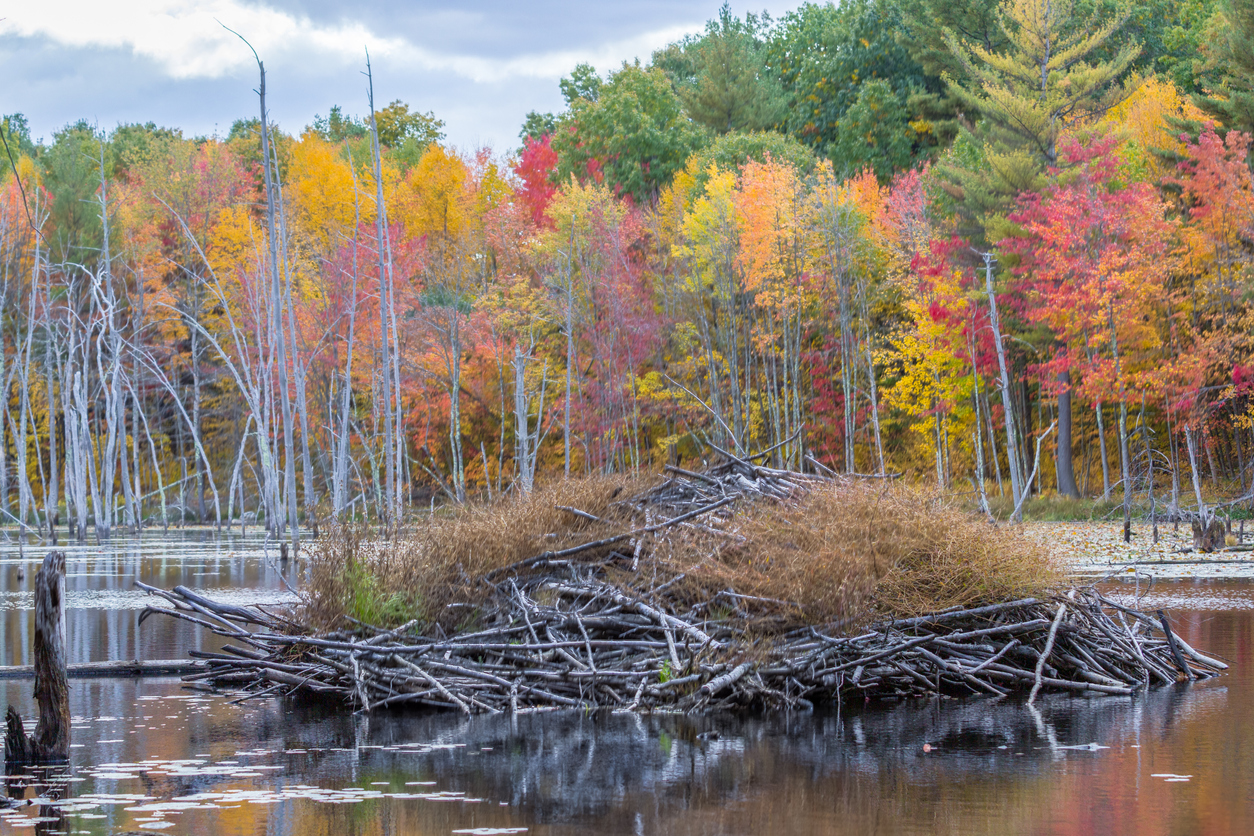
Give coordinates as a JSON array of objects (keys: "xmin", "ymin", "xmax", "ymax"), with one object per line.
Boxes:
[{"xmin": 141, "ymin": 452, "xmax": 1226, "ymax": 713}]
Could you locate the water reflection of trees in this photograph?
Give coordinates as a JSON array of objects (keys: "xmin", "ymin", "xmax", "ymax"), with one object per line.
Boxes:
[
  {"xmin": 0, "ymin": 672, "xmax": 1233, "ymax": 835},
  {"xmin": 265, "ymin": 678, "xmax": 1228, "ymax": 835}
]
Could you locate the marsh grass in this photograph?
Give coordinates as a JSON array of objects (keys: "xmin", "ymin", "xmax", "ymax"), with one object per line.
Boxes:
[
  {"xmin": 662, "ymin": 483, "xmax": 1059, "ymax": 624},
  {"xmin": 982, "ymin": 493, "xmax": 1124, "ymax": 522},
  {"xmin": 304, "ymin": 477, "xmax": 1059, "ymax": 632},
  {"xmin": 979, "ymin": 488, "xmax": 1254, "ymax": 522},
  {"xmin": 304, "ymin": 475, "xmax": 653, "ymax": 627}
]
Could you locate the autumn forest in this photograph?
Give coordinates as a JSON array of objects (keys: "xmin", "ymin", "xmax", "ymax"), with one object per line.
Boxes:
[{"xmin": 2, "ymin": 0, "xmax": 1252, "ymax": 543}]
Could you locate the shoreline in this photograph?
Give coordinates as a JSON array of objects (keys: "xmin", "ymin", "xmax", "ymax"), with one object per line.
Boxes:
[{"xmin": 1024, "ymin": 521, "xmax": 1254, "ymax": 580}]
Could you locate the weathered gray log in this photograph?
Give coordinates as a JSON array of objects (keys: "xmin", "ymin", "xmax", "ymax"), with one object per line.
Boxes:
[
  {"xmin": 33, "ymin": 551, "xmax": 69, "ymax": 758},
  {"xmin": 0, "ymin": 659, "xmax": 204, "ymax": 679},
  {"xmin": 5, "ymin": 551, "xmax": 69, "ymax": 765},
  {"xmin": 1157, "ymin": 609, "xmax": 1196, "ymax": 682}
]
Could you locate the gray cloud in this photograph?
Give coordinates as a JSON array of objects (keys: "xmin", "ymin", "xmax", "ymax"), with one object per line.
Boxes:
[
  {"xmin": 4, "ymin": 1, "xmax": 795, "ymax": 152},
  {"xmin": 250, "ymin": 0, "xmax": 728, "ymax": 56}
]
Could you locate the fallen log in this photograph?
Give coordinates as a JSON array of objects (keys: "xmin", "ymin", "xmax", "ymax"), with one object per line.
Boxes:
[{"xmin": 0, "ymin": 660, "xmax": 205, "ymax": 680}]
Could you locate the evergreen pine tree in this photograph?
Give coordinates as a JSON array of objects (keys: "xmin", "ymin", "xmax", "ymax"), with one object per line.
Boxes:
[
  {"xmin": 939, "ymin": 0, "xmax": 1140, "ymax": 500},
  {"xmin": 1194, "ymin": 0, "xmax": 1254, "ymax": 135},
  {"xmin": 654, "ymin": 4, "xmax": 784, "ymax": 135},
  {"xmin": 895, "ymin": 0, "xmax": 1007, "ymax": 146},
  {"xmin": 938, "ymin": 0, "xmax": 1141, "ymax": 240}
]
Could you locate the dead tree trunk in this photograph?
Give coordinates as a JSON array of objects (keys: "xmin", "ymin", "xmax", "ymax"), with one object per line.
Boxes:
[{"xmin": 4, "ymin": 551, "xmax": 68, "ymax": 766}]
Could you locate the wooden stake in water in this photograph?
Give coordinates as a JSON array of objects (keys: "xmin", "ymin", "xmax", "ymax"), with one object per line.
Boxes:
[{"xmin": 4, "ymin": 551, "xmax": 69, "ymax": 765}]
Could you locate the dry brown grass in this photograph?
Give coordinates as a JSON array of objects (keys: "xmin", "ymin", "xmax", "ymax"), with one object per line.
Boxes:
[
  {"xmin": 649, "ymin": 482, "xmax": 1059, "ymax": 626},
  {"xmin": 304, "ymin": 476, "xmax": 1060, "ymax": 632},
  {"xmin": 303, "ymin": 474, "xmax": 655, "ymax": 628},
  {"xmin": 859, "ymin": 486, "xmax": 1060, "ymax": 617}
]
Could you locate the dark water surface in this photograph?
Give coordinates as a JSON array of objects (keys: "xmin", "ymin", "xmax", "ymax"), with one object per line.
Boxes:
[{"xmin": 0, "ymin": 540, "xmax": 1250, "ymax": 835}]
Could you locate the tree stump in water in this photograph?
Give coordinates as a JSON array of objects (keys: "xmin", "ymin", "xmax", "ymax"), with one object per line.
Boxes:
[
  {"xmin": 1192, "ymin": 517, "xmax": 1228, "ymax": 553},
  {"xmin": 4, "ymin": 552, "xmax": 69, "ymax": 766}
]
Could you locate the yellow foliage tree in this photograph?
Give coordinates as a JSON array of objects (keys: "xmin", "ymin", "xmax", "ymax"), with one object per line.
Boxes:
[{"xmin": 1099, "ymin": 76, "xmax": 1207, "ymax": 182}]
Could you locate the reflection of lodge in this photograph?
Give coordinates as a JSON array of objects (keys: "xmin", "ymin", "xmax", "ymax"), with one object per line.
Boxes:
[
  {"xmin": 269, "ymin": 680, "xmax": 1227, "ymax": 831},
  {"xmin": 0, "ymin": 612, "xmax": 1236, "ymax": 836}
]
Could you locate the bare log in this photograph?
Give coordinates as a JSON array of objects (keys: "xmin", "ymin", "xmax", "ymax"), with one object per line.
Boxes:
[{"xmin": 0, "ymin": 659, "xmax": 204, "ymax": 679}]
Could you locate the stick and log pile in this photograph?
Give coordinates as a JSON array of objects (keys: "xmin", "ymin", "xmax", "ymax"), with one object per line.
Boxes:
[{"xmin": 139, "ymin": 457, "xmax": 1226, "ymax": 713}]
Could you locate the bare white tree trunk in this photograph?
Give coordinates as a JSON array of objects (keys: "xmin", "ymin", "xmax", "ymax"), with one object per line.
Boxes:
[
  {"xmin": 67, "ymin": 365, "xmax": 91, "ymax": 543},
  {"xmin": 333, "ymin": 175, "xmax": 363, "ymax": 519},
  {"xmin": 1107, "ymin": 300, "xmax": 1133, "ymax": 539},
  {"xmin": 16, "ymin": 225, "xmax": 41, "ymax": 539},
  {"xmin": 513, "ymin": 343, "xmax": 547, "ymax": 493},
  {"xmin": 92, "ymin": 143, "xmax": 124, "ymax": 539},
  {"xmin": 1185, "ymin": 424, "xmax": 1207, "ymax": 518},
  {"xmin": 41, "ymin": 331, "xmax": 57, "ymax": 540},
  {"xmin": 227, "ymin": 414, "xmax": 253, "ymax": 529},
  {"xmin": 366, "ymin": 54, "xmax": 400, "ymax": 523},
  {"xmin": 859, "ymin": 283, "xmax": 885, "ymax": 476},
  {"xmin": 562, "ymin": 238, "xmax": 575, "ymax": 477},
  {"xmin": 983, "ymin": 254, "xmax": 1026, "ymax": 519},
  {"xmin": 127, "ymin": 376, "xmax": 166, "ymax": 530}
]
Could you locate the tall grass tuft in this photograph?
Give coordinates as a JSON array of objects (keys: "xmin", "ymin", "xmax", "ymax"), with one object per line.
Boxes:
[
  {"xmin": 304, "ymin": 475, "xmax": 653, "ymax": 629},
  {"xmin": 656, "ymin": 482, "xmax": 1059, "ymax": 625},
  {"xmin": 984, "ymin": 493, "xmax": 1124, "ymax": 522}
]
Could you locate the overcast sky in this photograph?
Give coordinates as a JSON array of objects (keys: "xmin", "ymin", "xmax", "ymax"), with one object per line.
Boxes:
[{"xmin": 1, "ymin": 0, "xmax": 797, "ymax": 151}]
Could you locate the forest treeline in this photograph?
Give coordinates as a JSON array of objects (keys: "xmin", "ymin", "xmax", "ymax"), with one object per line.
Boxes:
[{"xmin": 1, "ymin": 0, "xmax": 1253, "ymax": 542}]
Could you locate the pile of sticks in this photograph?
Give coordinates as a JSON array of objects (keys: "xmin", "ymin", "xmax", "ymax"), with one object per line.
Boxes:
[
  {"xmin": 141, "ymin": 585, "xmax": 1223, "ymax": 713},
  {"xmin": 137, "ymin": 454, "xmax": 1225, "ymax": 713},
  {"xmin": 479, "ymin": 453, "xmax": 825, "ymax": 582}
]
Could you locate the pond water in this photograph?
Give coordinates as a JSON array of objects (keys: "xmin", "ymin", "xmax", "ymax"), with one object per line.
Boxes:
[
  {"xmin": 0, "ymin": 530, "xmax": 297, "ymax": 666},
  {"xmin": 0, "ymin": 535, "xmax": 1251, "ymax": 835}
]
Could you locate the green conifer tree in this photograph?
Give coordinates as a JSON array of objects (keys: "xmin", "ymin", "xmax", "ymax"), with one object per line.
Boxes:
[
  {"xmin": 940, "ymin": 0, "xmax": 1140, "ymax": 501},
  {"xmin": 895, "ymin": 0, "xmax": 1007, "ymax": 146},
  {"xmin": 1194, "ymin": 0, "xmax": 1254, "ymax": 135},
  {"xmin": 938, "ymin": 0, "xmax": 1141, "ymax": 240},
  {"xmin": 654, "ymin": 4, "xmax": 784, "ymax": 135}
]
